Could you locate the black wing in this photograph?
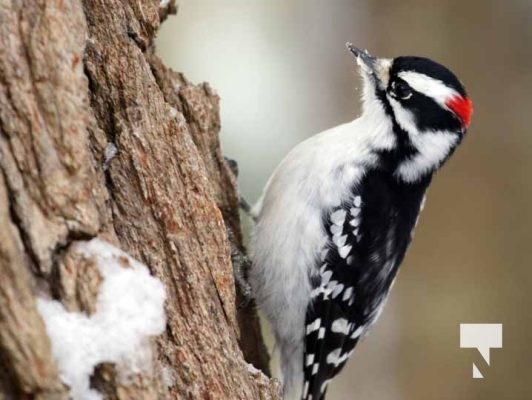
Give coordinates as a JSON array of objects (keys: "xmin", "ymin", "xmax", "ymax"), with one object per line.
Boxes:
[
  {"xmin": 301, "ymin": 169, "xmax": 428, "ymax": 400},
  {"xmin": 302, "ymin": 195, "xmax": 367, "ymax": 400}
]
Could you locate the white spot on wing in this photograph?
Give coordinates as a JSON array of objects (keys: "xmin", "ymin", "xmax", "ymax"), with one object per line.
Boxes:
[
  {"xmin": 331, "ymin": 283, "xmax": 344, "ymax": 299},
  {"xmin": 326, "ymin": 348, "xmax": 351, "ymax": 367},
  {"xmin": 330, "ymin": 224, "xmax": 343, "ymax": 235},
  {"xmin": 318, "ymin": 327, "xmax": 325, "ymax": 339},
  {"xmin": 333, "ymin": 234, "xmax": 347, "ymax": 248},
  {"xmin": 312, "ymin": 363, "xmax": 319, "ymax": 375},
  {"xmin": 330, "ymin": 209, "xmax": 347, "ymax": 226},
  {"xmin": 326, "ymin": 280, "xmax": 338, "ymax": 294},
  {"xmin": 306, "ymin": 318, "xmax": 321, "ymax": 335},
  {"xmin": 350, "ymin": 207, "xmax": 361, "ymax": 217},
  {"xmin": 331, "ymin": 318, "xmax": 351, "ymax": 335},
  {"xmin": 349, "ymin": 218, "xmax": 360, "ymax": 227},
  {"xmin": 306, "ymin": 354, "xmax": 315, "ymax": 366},
  {"xmin": 321, "ymin": 270, "xmax": 332, "ymax": 285},
  {"xmin": 338, "ymin": 245, "xmax": 352, "ymax": 259},
  {"xmin": 342, "ymin": 287, "xmax": 354, "ymax": 301}
]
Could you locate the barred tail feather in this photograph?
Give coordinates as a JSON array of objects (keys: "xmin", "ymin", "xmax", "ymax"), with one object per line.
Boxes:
[{"xmin": 302, "ymin": 292, "xmax": 347, "ymax": 400}]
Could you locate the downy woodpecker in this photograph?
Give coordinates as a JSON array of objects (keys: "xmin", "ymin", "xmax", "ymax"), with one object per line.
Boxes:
[{"xmin": 249, "ymin": 44, "xmax": 472, "ymax": 400}]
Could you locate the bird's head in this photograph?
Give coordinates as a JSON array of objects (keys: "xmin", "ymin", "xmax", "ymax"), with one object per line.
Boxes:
[{"xmin": 347, "ymin": 44, "xmax": 473, "ymax": 182}]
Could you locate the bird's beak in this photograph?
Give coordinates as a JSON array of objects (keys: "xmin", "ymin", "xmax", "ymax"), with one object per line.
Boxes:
[
  {"xmin": 346, "ymin": 43, "xmax": 377, "ymax": 73},
  {"xmin": 346, "ymin": 43, "xmax": 391, "ymax": 89}
]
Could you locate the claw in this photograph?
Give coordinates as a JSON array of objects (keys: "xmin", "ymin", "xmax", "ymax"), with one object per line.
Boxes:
[
  {"xmin": 237, "ymin": 282, "xmax": 253, "ymax": 309},
  {"xmin": 224, "ymin": 156, "xmax": 239, "ymax": 177},
  {"xmin": 227, "ymin": 227, "xmax": 254, "ymax": 307}
]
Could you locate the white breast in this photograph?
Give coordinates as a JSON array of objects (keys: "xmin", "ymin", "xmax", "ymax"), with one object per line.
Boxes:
[{"xmin": 249, "ymin": 107, "xmax": 394, "ymax": 397}]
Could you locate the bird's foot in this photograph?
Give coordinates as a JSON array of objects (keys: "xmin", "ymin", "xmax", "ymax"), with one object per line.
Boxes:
[
  {"xmin": 224, "ymin": 156, "xmax": 257, "ymax": 222},
  {"xmin": 226, "ymin": 227, "xmax": 253, "ymax": 309},
  {"xmin": 224, "ymin": 156, "xmax": 239, "ymax": 177}
]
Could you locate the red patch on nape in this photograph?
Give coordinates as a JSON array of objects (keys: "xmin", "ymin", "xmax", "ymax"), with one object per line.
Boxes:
[{"xmin": 446, "ymin": 96, "xmax": 473, "ymax": 129}]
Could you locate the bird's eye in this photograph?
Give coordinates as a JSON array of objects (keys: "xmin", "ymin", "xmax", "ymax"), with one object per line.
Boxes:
[{"xmin": 391, "ymin": 81, "xmax": 413, "ymax": 100}]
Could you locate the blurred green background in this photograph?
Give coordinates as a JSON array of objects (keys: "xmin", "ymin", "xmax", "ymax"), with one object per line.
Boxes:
[{"xmin": 157, "ymin": 1, "xmax": 532, "ymax": 399}]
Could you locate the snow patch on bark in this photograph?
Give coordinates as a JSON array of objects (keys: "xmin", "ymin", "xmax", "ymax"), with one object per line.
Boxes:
[
  {"xmin": 160, "ymin": 365, "xmax": 176, "ymax": 389},
  {"xmin": 37, "ymin": 238, "xmax": 167, "ymax": 400}
]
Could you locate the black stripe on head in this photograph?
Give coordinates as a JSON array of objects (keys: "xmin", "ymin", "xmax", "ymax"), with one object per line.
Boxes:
[
  {"xmin": 373, "ymin": 79, "xmax": 418, "ymax": 168},
  {"xmin": 391, "ymin": 56, "xmax": 467, "ymax": 97},
  {"xmin": 399, "ymin": 87, "xmax": 464, "ymax": 132}
]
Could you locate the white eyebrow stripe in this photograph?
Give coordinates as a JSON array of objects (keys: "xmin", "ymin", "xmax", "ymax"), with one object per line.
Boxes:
[{"xmin": 398, "ymin": 71, "xmax": 459, "ymax": 106}]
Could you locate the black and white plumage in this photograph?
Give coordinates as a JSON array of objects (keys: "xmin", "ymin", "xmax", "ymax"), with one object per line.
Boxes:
[{"xmin": 249, "ymin": 45, "xmax": 472, "ymax": 400}]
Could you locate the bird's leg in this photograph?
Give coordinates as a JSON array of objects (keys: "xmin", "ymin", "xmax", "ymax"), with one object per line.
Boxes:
[
  {"xmin": 226, "ymin": 226, "xmax": 253, "ymax": 309},
  {"xmin": 224, "ymin": 156, "xmax": 254, "ymax": 306},
  {"xmin": 224, "ymin": 156, "xmax": 257, "ymax": 222},
  {"xmin": 231, "ymin": 247, "xmax": 253, "ymax": 309}
]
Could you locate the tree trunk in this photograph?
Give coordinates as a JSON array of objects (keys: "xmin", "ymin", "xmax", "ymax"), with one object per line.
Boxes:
[{"xmin": 0, "ymin": 0, "xmax": 279, "ymax": 399}]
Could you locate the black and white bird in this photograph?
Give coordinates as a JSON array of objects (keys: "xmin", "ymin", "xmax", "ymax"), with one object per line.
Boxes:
[{"xmin": 249, "ymin": 44, "xmax": 472, "ymax": 400}]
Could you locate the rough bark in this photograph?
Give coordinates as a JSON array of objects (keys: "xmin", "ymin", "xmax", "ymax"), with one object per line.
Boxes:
[{"xmin": 0, "ymin": 0, "xmax": 279, "ymax": 399}]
